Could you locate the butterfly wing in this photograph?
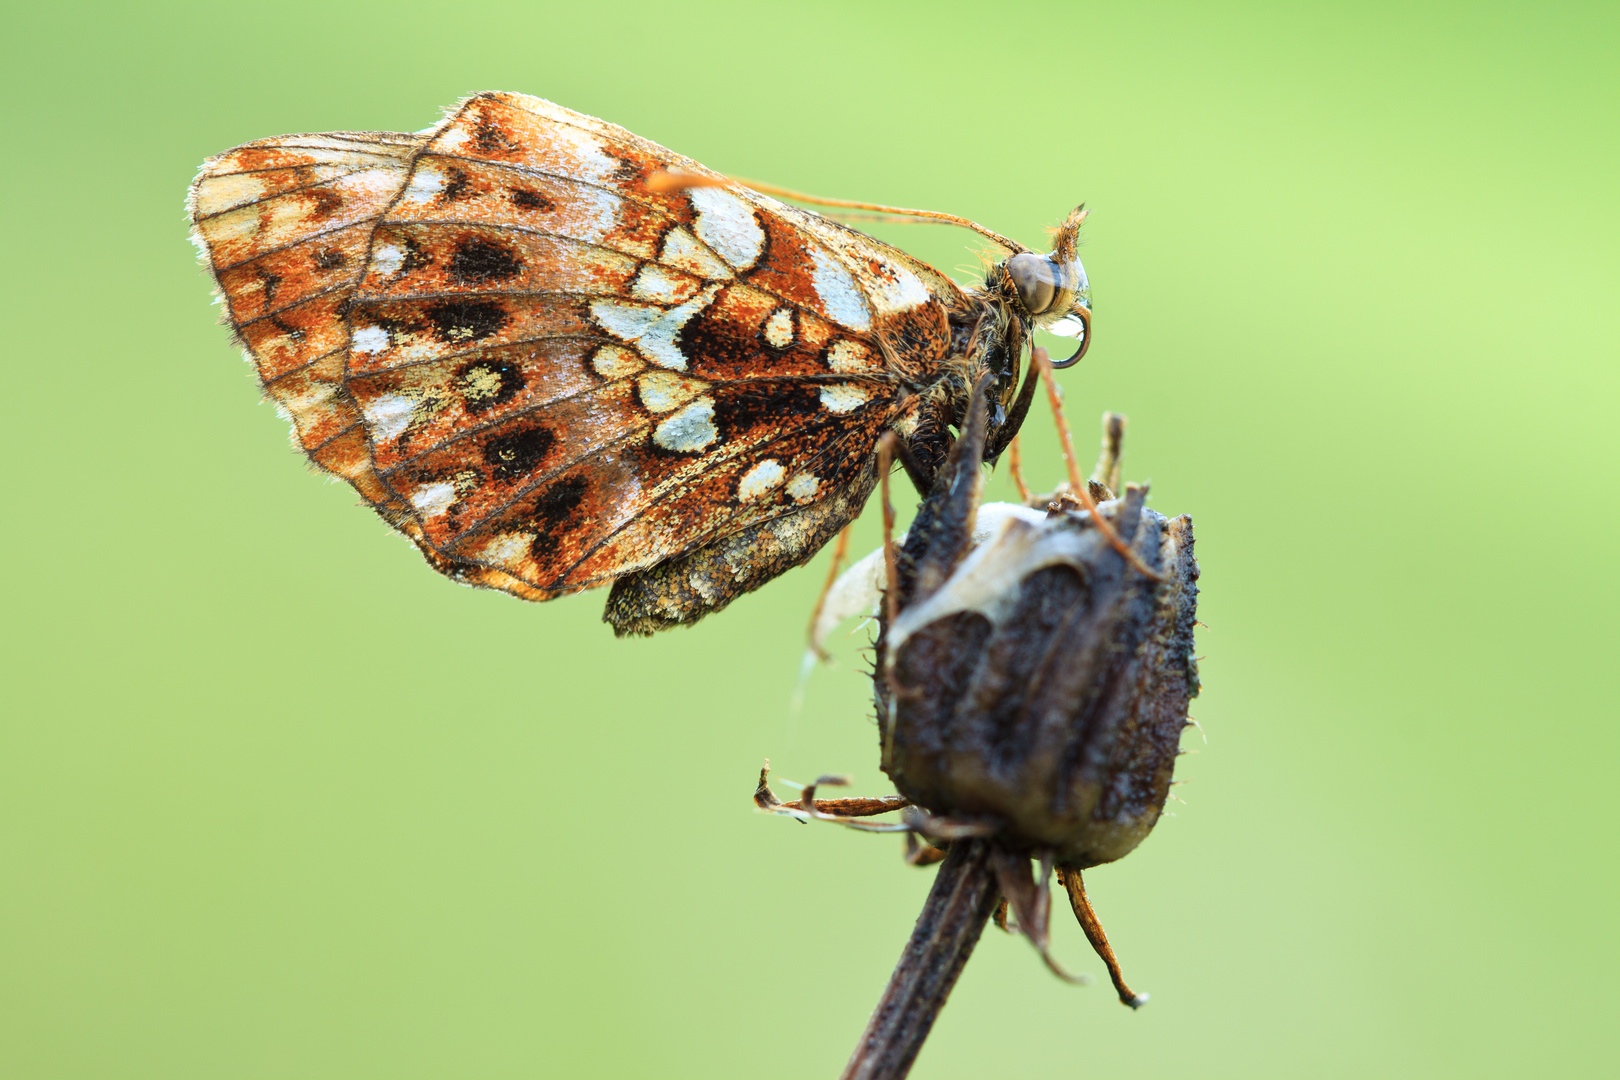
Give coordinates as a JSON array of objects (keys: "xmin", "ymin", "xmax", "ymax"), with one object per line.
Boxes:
[
  {"xmin": 192, "ymin": 92, "xmax": 972, "ymax": 619},
  {"xmin": 188, "ymin": 127, "xmax": 550, "ymax": 598}
]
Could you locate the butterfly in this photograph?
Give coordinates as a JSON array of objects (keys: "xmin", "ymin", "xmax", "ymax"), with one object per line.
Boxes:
[{"xmin": 188, "ymin": 92, "xmax": 1093, "ymax": 634}]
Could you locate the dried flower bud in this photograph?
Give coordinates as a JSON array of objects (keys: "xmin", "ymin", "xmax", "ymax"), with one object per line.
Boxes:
[
  {"xmin": 764, "ymin": 364, "xmax": 1201, "ymax": 1012},
  {"xmin": 875, "ymin": 387, "xmax": 1200, "ymax": 871}
]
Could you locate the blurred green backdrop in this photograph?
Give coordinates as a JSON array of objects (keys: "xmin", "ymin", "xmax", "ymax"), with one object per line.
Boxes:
[{"xmin": 2, "ymin": 1, "xmax": 1615, "ymax": 1076}]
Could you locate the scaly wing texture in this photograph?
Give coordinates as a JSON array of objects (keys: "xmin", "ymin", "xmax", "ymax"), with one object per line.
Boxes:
[
  {"xmin": 190, "ymin": 130, "xmax": 422, "ymax": 514},
  {"xmin": 188, "ymin": 127, "xmax": 550, "ymax": 598},
  {"xmin": 192, "ymin": 92, "xmax": 967, "ymax": 602}
]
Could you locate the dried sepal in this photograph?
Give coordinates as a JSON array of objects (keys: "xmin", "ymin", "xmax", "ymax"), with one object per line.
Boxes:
[{"xmin": 1057, "ymin": 865, "xmax": 1148, "ymax": 1008}]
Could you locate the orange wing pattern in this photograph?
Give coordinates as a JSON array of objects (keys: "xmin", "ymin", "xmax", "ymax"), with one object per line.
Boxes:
[{"xmin": 190, "ymin": 92, "xmax": 978, "ymax": 609}]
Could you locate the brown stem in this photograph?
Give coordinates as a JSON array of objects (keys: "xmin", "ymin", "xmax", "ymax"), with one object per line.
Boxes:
[{"xmin": 841, "ymin": 839, "xmax": 1000, "ymax": 1080}]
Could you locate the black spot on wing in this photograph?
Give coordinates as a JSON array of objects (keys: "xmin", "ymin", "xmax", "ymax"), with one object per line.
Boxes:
[
  {"xmin": 254, "ymin": 266, "xmax": 282, "ymax": 309},
  {"xmin": 677, "ymin": 286, "xmax": 821, "ymax": 378},
  {"xmin": 711, "ymin": 381, "xmax": 822, "ymax": 439},
  {"xmin": 448, "ymin": 238, "xmax": 523, "ymax": 284},
  {"xmin": 306, "ymin": 188, "xmax": 344, "ymax": 220},
  {"xmin": 267, "ymin": 313, "xmax": 304, "ymax": 341},
  {"xmin": 510, "ymin": 187, "xmax": 552, "ymax": 211},
  {"xmin": 440, "ymin": 166, "xmax": 471, "ymax": 202},
  {"xmin": 527, "ymin": 476, "xmax": 588, "ymax": 559},
  {"xmin": 472, "ymin": 115, "xmax": 521, "ymax": 155},
  {"xmin": 423, "ymin": 299, "xmax": 508, "ymax": 344},
  {"xmin": 398, "ymin": 236, "xmax": 432, "ymax": 276},
  {"xmin": 484, "ymin": 424, "xmax": 555, "ymax": 480}
]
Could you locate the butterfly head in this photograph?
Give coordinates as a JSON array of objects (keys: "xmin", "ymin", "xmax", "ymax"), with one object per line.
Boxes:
[{"xmin": 1000, "ymin": 206, "xmax": 1092, "ymax": 367}]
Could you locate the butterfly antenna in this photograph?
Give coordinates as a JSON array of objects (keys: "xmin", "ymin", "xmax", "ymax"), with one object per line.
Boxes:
[
  {"xmin": 740, "ymin": 178, "xmax": 1031, "ymax": 253},
  {"xmin": 646, "ymin": 169, "xmax": 1030, "ymax": 253},
  {"xmin": 1032, "ymin": 348, "xmax": 1164, "ymax": 580}
]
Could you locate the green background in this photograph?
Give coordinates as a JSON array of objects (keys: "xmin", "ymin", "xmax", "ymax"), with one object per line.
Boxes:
[{"xmin": 3, "ymin": 1, "xmax": 1615, "ymax": 1076}]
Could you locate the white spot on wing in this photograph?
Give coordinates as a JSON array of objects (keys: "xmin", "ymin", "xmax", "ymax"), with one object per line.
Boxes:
[
  {"xmin": 827, "ymin": 339, "xmax": 880, "ymax": 373},
  {"xmin": 371, "ymin": 242, "xmax": 406, "ymax": 277},
  {"xmin": 868, "ymin": 260, "xmax": 933, "ymax": 313},
  {"xmin": 763, "ymin": 307, "xmax": 795, "ymax": 349},
  {"xmin": 690, "ymin": 186, "xmax": 764, "ymax": 271},
  {"xmin": 738, "ymin": 459, "xmax": 786, "ymax": 502},
  {"xmin": 820, "ymin": 383, "xmax": 874, "ymax": 414},
  {"xmin": 631, "ymin": 264, "xmax": 699, "ymax": 304},
  {"xmin": 434, "ymin": 127, "xmax": 471, "ymax": 153},
  {"xmin": 363, "ymin": 393, "xmax": 415, "ymax": 442},
  {"xmin": 561, "ymin": 185, "xmax": 619, "ymax": 244},
  {"xmin": 399, "ymin": 163, "xmax": 447, "ymax": 206},
  {"xmin": 653, "ymin": 396, "xmax": 718, "ymax": 453},
  {"xmin": 476, "ymin": 531, "xmax": 534, "ymax": 566},
  {"xmin": 786, "ymin": 472, "xmax": 820, "ymax": 503},
  {"xmin": 409, "ymin": 481, "xmax": 456, "ymax": 518},
  {"xmin": 660, "ymin": 226, "xmax": 734, "ymax": 280},
  {"xmin": 590, "ymin": 285, "xmax": 721, "ymax": 371},
  {"xmin": 591, "ymin": 344, "xmax": 644, "ymax": 379},
  {"xmin": 351, "ymin": 325, "xmax": 389, "ymax": 354},
  {"xmin": 637, "ymin": 371, "xmax": 710, "ymax": 413},
  {"xmin": 808, "ymin": 245, "xmax": 872, "ymax": 331},
  {"xmin": 552, "ymin": 127, "xmax": 620, "ymax": 184}
]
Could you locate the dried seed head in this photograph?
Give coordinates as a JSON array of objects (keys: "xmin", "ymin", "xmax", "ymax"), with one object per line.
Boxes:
[{"xmin": 876, "ymin": 387, "xmax": 1200, "ymax": 869}]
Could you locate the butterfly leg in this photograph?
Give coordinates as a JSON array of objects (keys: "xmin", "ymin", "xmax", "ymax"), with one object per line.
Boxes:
[
  {"xmin": 803, "ymin": 523, "xmax": 854, "ymax": 661},
  {"xmin": 1006, "ymin": 435, "xmax": 1033, "ymax": 502}
]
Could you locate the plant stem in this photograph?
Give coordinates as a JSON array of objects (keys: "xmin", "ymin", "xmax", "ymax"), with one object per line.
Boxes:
[{"xmin": 841, "ymin": 839, "xmax": 999, "ymax": 1080}]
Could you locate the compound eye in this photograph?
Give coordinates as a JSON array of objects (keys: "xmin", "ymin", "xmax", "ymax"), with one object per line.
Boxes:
[{"xmin": 1007, "ymin": 253, "xmax": 1058, "ymax": 315}]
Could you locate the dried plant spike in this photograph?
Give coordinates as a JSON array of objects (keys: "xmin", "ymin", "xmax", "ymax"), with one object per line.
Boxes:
[
  {"xmin": 1058, "ymin": 866, "xmax": 1149, "ymax": 1009},
  {"xmin": 800, "ymin": 774, "xmax": 854, "ymax": 810},
  {"xmin": 753, "ymin": 763, "xmax": 911, "ymax": 830},
  {"xmin": 1007, "ymin": 434, "xmax": 1033, "ymax": 502},
  {"xmin": 906, "ymin": 371, "xmax": 994, "ymax": 604},
  {"xmin": 877, "ymin": 431, "xmax": 903, "ymax": 768},
  {"xmin": 1091, "ymin": 412, "xmax": 1127, "ymax": 496},
  {"xmin": 878, "ymin": 433, "xmax": 902, "ymax": 634},
  {"xmin": 1032, "ymin": 348, "xmax": 1163, "ymax": 581}
]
